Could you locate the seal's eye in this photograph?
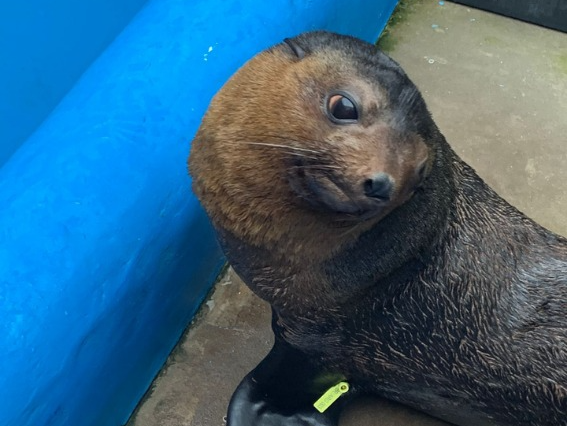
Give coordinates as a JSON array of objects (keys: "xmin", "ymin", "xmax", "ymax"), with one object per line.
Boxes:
[{"xmin": 327, "ymin": 93, "xmax": 359, "ymax": 123}]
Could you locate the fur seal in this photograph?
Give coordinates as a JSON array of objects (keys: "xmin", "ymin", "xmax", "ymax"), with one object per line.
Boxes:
[{"xmin": 188, "ymin": 31, "xmax": 567, "ymax": 426}]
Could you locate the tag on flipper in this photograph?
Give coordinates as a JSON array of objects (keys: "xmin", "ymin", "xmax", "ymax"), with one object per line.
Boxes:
[{"xmin": 313, "ymin": 381, "xmax": 350, "ymax": 413}]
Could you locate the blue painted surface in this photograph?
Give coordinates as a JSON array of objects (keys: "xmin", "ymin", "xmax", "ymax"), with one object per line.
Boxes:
[
  {"xmin": 0, "ymin": 0, "xmax": 150, "ymax": 167},
  {"xmin": 0, "ymin": 1, "xmax": 398, "ymax": 426}
]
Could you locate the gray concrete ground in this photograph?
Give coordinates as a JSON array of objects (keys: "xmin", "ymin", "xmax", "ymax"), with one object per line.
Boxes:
[{"xmin": 127, "ymin": 1, "xmax": 567, "ymax": 425}]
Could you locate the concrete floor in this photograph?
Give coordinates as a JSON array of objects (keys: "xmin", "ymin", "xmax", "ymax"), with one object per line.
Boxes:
[{"xmin": 127, "ymin": 1, "xmax": 567, "ymax": 425}]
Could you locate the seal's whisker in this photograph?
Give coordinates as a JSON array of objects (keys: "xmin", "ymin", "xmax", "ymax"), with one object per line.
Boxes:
[
  {"xmin": 246, "ymin": 134, "xmax": 332, "ymax": 155},
  {"xmin": 288, "ymin": 165, "xmax": 341, "ymax": 170},
  {"xmin": 283, "ymin": 152, "xmax": 321, "ymax": 161},
  {"xmin": 241, "ymin": 142, "xmax": 322, "ymax": 154}
]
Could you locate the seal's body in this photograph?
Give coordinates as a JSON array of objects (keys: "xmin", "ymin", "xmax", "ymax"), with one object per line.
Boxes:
[{"xmin": 188, "ymin": 32, "xmax": 567, "ymax": 426}]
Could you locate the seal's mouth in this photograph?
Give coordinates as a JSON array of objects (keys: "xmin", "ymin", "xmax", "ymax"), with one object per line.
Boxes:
[
  {"xmin": 287, "ymin": 161, "xmax": 392, "ymax": 221},
  {"xmin": 286, "ymin": 153, "xmax": 430, "ymax": 222}
]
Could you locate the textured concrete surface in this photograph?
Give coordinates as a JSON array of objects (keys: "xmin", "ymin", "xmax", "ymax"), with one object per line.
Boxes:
[{"xmin": 127, "ymin": 1, "xmax": 567, "ymax": 425}]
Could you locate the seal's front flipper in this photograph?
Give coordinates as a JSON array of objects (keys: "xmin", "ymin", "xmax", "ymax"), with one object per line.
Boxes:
[{"xmin": 226, "ymin": 339, "xmax": 351, "ymax": 426}]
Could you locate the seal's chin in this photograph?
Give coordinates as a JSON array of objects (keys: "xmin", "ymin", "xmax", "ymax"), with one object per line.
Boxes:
[{"xmin": 288, "ymin": 171, "xmax": 390, "ymax": 221}]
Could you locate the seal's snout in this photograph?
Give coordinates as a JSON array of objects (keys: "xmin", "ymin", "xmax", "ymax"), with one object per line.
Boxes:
[{"xmin": 363, "ymin": 173, "xmax": 393, "ymax": 201}]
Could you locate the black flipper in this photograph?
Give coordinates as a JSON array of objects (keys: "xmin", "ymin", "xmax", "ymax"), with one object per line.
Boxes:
[{"xmin": 227, "ymin": 314, "xmax": 354, "ymax": 426}]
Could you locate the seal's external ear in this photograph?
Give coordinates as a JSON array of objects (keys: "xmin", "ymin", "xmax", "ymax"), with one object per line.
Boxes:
[{"xmin": 284, "ymin": 37, "xmax": 306, "ymax": 59}]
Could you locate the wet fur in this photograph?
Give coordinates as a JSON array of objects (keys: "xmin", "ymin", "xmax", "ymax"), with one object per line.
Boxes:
[{"xmin": 189, "ymin": 32, "xmax": 567, "ymax": 425}]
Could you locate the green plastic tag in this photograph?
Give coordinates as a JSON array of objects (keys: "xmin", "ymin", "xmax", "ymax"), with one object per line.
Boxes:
[{"xmin": 313, "ymin": 381, "xmax": 350, "ymax": 413}]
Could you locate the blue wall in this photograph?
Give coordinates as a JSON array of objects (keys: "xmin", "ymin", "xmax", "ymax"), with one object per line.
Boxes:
[
  {"xmin": 0, "ymin": 0, "xmax": 150, "ymax": 167},
  {"xmin": 0, "ymin": 1, "xmax": 398, "ymax": 425}
]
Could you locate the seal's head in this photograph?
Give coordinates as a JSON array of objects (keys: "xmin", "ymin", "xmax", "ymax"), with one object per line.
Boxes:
[{"xmin": 189, "ymin": 31, "xmax": 437, "ymax": 257}]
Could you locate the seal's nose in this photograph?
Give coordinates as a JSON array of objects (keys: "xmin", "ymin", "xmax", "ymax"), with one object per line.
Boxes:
[{"xmin": 363, "ymin": 173, "xmax": 393, "ymax": 200}]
